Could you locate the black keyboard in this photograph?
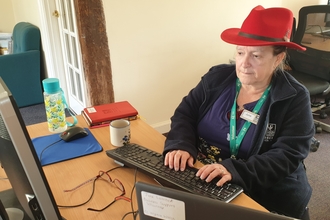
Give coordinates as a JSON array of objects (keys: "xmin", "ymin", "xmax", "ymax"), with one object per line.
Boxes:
[{"xmin": 106, "ymin": 143, "xmax": 243, "ymax": 203}]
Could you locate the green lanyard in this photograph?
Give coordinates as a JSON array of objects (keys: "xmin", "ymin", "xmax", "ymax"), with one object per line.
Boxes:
[{"xmin": 229, "ymin": 79, "xmax": 271, "ymax": 159}]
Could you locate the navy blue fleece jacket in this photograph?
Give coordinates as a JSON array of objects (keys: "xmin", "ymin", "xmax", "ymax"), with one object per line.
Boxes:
[{"xmin": 163, "ymin": 64, "xmax": 313, "ymax": 218}]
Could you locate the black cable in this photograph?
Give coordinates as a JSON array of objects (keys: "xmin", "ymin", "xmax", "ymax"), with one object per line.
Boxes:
[
  {"xmin": 131, "ymin": 168, "xmax": 139, "ymax": 220},
  {"xmin": 57, "ymin": 177, "xmax": 97, "ymax": 208},
  {"xmin": 121, "ymin": 211, "xmax": 137, "ymax": 220},
  {"xmin": 131, "ymin": 168, "xmax": 137, "ymax": 211},
  {"xmin": 122, "ymin": 168, "xmax": 139, "ymax": 220},
  {"xmin": 57, "ymin": 166, "xmax": 123, "ymax": 208},
  {"xmin": 57, "ymin": 165, "xmax": 139, "ymax": 217},
  {"xmin": 39, "ymin": 139, "xmax": 63, "ymax": 162}
]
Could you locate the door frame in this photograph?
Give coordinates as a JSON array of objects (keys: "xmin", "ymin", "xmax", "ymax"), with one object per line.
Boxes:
[
  {"xmin": 37, "ymin": 0, "xmax": 68, "ymax": 94},
  {"xmin": 55, "ymin": 0, "xmax": 87, "ymax": 114},
  {"xmin": 38, "ymin": 0, "xmax": 115, "ymax": 109}
]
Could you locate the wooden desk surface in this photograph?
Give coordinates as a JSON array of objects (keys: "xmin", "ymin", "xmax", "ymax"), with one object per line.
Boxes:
[
  {"xmin": 302, "ymin": 33, "xmax": 330, "ymax": 51},
  {"xmin": 0, "ymin": 116, "xmax": 267, "ymax": 219}
]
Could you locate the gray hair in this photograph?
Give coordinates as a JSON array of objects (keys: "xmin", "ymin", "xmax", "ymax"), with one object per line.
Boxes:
[{"xmin": 273, "ymin": 45, "xmax": 287, "ymax": 73}]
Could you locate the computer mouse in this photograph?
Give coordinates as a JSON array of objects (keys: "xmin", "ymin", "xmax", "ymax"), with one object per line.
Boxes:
[{"xmin": 60, "ymin": 126, "xmax": 88, "ymax": 142}]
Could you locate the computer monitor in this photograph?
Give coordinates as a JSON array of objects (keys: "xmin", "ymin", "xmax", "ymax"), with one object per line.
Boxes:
[
  {"xmin": 0, "ymin": 77, "xmax": 63, "ymax": 220},
  {"xmin": 135, "ymin": 182, "xmax": 298, "ymax": 220}
]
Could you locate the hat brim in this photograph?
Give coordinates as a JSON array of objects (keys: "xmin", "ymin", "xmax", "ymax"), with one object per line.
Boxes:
[{"xmin": 221, "ymin": 28, "xmax": 306, "ymax": 51}]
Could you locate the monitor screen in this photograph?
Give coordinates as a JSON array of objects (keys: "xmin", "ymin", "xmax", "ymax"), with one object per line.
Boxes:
[{"xmin": 0, "ymin": 77, "xmax": 62, "ymax": 219}]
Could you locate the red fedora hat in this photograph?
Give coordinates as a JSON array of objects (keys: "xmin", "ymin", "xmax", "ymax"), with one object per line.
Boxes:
[{"xmin": 221, "ymin": 5, "xmax": 305, "ymax": 51}]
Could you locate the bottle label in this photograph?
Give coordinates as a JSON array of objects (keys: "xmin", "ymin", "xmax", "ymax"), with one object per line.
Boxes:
[{"xmin": 44, "ymin": 93, "xmax": 67, "ymax": 133}]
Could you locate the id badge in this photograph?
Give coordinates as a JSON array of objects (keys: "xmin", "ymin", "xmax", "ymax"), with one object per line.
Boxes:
[{"xmin": 240, "ymin": 109, "xmax": 259, "ymax": 125}]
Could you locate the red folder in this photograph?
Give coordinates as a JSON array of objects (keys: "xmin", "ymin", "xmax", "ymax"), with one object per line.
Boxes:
[{"xmin": 82, "ymin": 101, "xmax": 138, "ymax": 128}]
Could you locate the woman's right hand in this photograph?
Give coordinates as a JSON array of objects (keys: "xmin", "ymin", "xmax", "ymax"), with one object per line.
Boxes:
[{"xmin": 164, "ymin": 150, "xmax": 194, "ymax": 171}]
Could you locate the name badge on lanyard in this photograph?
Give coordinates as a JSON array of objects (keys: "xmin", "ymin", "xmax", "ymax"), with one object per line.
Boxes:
[
  {"xmin": 229, "ymin": 78, "xmax": 271, "ymax": 158},
  {"xmin": 240, "ymin": 109, "xmax": 259, "ymax": 125}
]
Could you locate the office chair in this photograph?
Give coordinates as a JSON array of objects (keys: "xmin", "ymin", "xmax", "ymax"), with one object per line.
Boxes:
[{"xmin": 287, "ymin": 5, "xmax": 330, "ymax": 152}]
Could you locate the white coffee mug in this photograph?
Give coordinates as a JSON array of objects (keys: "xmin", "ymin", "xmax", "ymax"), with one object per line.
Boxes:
[{"xmin": 110, "ymin": 119, "xmax": 130, "ymax": 147}]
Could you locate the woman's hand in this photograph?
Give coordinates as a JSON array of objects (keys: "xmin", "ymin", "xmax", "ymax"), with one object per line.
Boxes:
[
  {"xmin": 164, "ymin": 150, "xmax": 194, "ymax": 171},
  {"xmin": 196, "ymin": 164, "xmax": 232, "ymax": 186}
]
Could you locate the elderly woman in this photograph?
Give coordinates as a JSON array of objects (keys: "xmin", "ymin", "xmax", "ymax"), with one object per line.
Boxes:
[{"xmin": 163, "ymin": 5, "xmax": 313, "ymax": 219}]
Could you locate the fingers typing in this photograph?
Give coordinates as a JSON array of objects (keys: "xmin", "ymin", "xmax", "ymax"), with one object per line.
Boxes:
[{"xmin": 196, "ymin": 164, "xmax": 232, "ymax": 186}]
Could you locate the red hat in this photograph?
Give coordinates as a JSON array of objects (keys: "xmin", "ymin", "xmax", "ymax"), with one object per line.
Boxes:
[{"xmin": 221, "ymin": 5, "xmax": 306, "ymax": 51}]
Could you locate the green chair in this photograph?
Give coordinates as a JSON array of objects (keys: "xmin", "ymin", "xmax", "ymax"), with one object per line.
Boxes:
[{"xmin": 0, "ymin": 22, "xmax": 43, "ymax": 107}]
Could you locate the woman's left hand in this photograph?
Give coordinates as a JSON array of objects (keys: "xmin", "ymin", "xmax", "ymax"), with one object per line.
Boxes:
[{"xmin": 196, "ymin": 164, "xmax": 232, "ymax": 187}]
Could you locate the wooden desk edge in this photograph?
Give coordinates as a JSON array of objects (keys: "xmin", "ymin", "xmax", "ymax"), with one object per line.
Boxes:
[{"xmin": 1, "ymin": 115, "xmax": 267, "ymax": 216}]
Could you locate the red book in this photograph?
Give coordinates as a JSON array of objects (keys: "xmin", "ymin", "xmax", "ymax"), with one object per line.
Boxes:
[{"xmin": 82, "ymin": 101, "xmax": 138, "ymax": 128}]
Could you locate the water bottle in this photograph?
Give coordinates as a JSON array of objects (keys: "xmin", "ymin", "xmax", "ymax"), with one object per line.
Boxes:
[
  {"xmin": 42, "ymin": 78, "xmax": 67, "ymax": 133},
  {"xmin": 7, "ymin": 40, "xmax": 13, "ymax": 54}
]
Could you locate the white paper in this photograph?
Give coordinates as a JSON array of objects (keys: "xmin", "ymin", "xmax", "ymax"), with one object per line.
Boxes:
[{"xmin": 141, "ymin": 191, "xmax": 185, "ymax": 220}]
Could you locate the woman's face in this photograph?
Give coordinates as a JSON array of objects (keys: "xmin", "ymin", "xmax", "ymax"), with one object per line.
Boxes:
[{"xmin": 235, "ymin": 45, "xmax": 284, "ymax": 87}]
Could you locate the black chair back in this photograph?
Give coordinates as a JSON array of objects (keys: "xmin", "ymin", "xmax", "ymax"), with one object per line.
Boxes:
[{"xmin": 288, "ymin": 5, "xmax": 330, "ymax": 95}]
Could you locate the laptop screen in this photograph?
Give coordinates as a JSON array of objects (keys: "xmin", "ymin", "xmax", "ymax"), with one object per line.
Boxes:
[{"xmin": 135, "ymin": 182, "xmax": 298, "ymax": 220}]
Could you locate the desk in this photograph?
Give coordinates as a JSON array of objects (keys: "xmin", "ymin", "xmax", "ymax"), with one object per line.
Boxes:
[
  {"xmin": 0, "ymin": 116, "xmax": 267, "ymax": 219},
  {"xmin": 302, "ymin": 25, "xmax": 330, "ymax": 51}
]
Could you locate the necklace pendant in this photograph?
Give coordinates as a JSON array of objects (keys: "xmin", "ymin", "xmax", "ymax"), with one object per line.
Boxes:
[{"xmin": 230, "ymin": 155, "xmax": 236, "ymax": 159}]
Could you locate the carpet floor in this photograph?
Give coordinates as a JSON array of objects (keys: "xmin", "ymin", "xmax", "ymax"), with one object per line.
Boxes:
[
  {"xmin": 305, "ymin": 120, "xmax": 330, "ymax": 220},
  {"xmin": 19, "ymin": 103, "xmax": 72, "ymax": 126},
  {"xmin": 19, "ymin": 103, "xmax": 48, "ymax": 125}
]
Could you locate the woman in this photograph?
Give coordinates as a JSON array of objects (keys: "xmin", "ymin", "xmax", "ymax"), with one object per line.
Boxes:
[{"xmin": 163, "ymin": 5, "xmax": 313, "ymax": 219}]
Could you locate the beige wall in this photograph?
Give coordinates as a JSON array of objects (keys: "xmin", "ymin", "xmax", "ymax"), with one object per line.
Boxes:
[
  {"xmin": 0, "ymin": 0, "xmax": 15, "ymax": 32},
  {"xmin": 10, "ymin": 0, "xmax": 41, "ymax": 27},
  {"xmin": 282, "ymin": 0, "xmax": 328, "ymax": 20},
  {"xmin": 0, "ymin": 0, "xmax": 41, "ymax": 32},
  {"xmin": 102, "ymin": 0, "xmax": 322, "ymax": 132},
  {"xmin": 2, "ymin": 0, "xmax": 326, "ymax": 132}
]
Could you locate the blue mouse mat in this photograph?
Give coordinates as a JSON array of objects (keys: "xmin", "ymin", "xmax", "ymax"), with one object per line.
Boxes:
[{"xmin": 32, "ymin": 128, "xmax": 103, "ymax": 166}]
